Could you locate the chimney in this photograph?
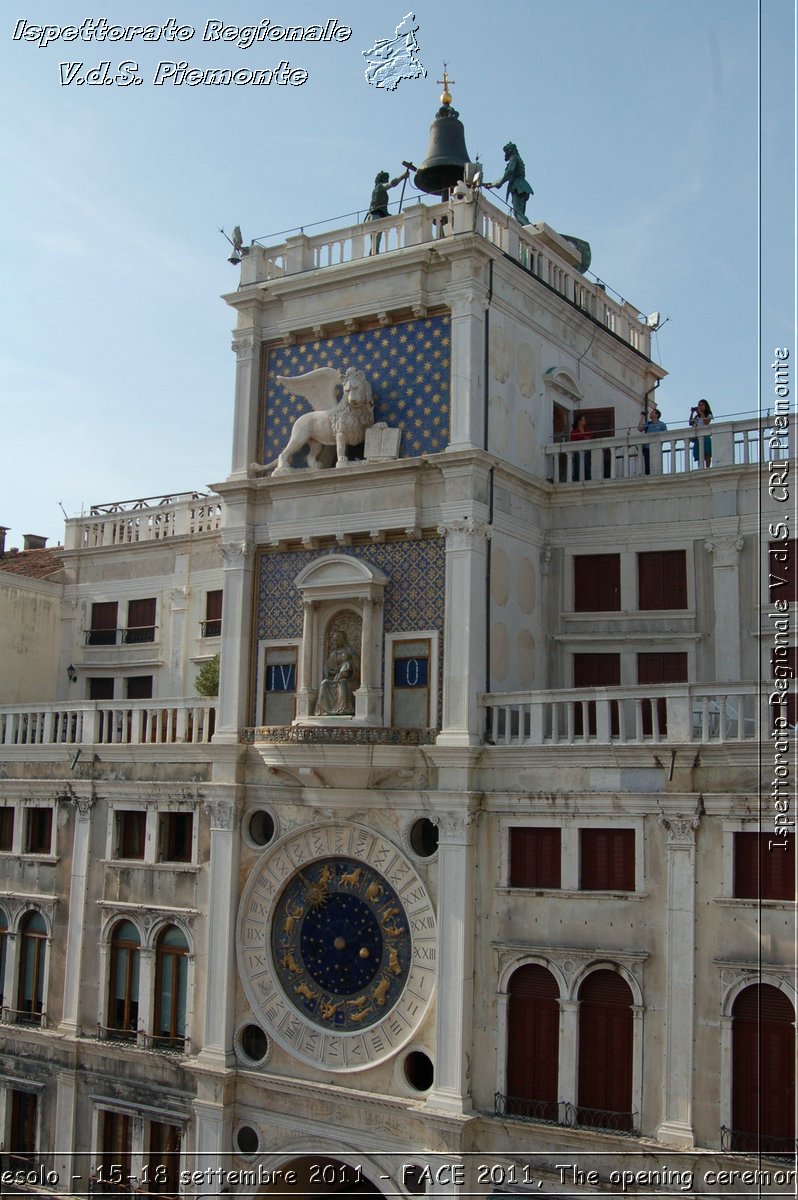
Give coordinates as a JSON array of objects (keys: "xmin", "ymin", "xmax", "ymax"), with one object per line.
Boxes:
[{"xmin": 23, "ymin": 534, "xmax": 48, "ymax": 551}]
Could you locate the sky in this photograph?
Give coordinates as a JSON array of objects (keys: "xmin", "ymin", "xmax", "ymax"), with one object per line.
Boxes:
[{"xmin": 1, "ymin": 0, "xmax": 794, "ymax": 546}]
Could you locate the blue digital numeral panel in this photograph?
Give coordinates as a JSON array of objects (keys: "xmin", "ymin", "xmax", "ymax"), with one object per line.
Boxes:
[
  {"xmin": 266, "ymin": 663, "xmax": 296, "ymax": 692},
  {"xmin": 394, "ymin": 657, "xmax": 428, "ymax": 689}
]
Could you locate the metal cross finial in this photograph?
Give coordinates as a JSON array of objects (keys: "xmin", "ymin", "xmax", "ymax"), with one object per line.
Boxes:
[{"xmin": 437, "ymin": 64, "xmax": 454, "ymax": 105}]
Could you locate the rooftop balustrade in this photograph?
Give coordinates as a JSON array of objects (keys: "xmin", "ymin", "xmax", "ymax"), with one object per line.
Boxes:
[
  {"xmin": 241, "ymin": 195, "xmax": 652, "ymax": 356},
  {"xmin": 545, "ymin": 415, "xmax": 789, "ymax": 483},
  {"xmin": 65, "ymin": 492, "xmax": 222, "ymax": 550}
]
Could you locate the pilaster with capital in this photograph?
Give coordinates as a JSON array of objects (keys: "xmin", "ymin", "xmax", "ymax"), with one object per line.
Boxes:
[
  {"xmin": 198, "ymin": 797, "xmax": 240, "ymax": 1069},
  {"xmin": 215, "ymin": 540, "xmax": 254, "ymax": 739},
  {"xmin": 445, "ymin": 277, "xmax": 489, "ymax": 451},
  {"xmin": 59, "ymin": 793, "xmax": 95, "ymax": 1035},
  {"xmin": 704, "ymin": 536, "xmax": 744, "ymax": 682},
  {"xmin": 428, "ymin": 806, "xmax": 480, "ymax": 1114},
  {"xmin": 229, "ymin": 329, "xmax": 261, "ymax": 479},
  {"xmin": 437, "ymin": 520, "xmax": 490, "ymax": 745},
  {"xmin": 656, "ymin": 806, "xmax": 701, "ymax": 1146}
]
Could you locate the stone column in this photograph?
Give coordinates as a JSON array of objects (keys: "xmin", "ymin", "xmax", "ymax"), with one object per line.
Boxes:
[
  {"xmin": 704, "ymin": 537, "xmax": 744, "ymax": 683},
  {"xmin": 445, "ymin": 275, "xmax": 489, "ymax": 452},
  {"xmin": 197, "ymin": 798, "xmax": 239, "ymax": 1070},
  {"xmin": 656, "ymin": 809, "xmax": 700, "ymax": 1147},
  {"xmin": 427, "ymin": 808, "xmax": 478, "ymax": 1114},
  {"xmin": 558, "ymin": 999, "xmax": 579, "ymax": 1122},
  {"xmin": 53, "ymin": 1070, "xmax": 77, "ymax": 1190},
  {"xmin": 215, "ymin": 541, "xmax": 253, "ymax": 741},
  {"xmin": 229, "ymin": 331, "xmax": 261, "ymax": 479},
  {"xmin": 59, "ymin": 794, "xmax": 94, "ymax": 1036},
  {"xmin": 438, "ymin": 520, "xmax": 490, "ymax": 746},
  {"xmin": 295, "ymin": 599, "xmax": 317, "ymax": 720}
]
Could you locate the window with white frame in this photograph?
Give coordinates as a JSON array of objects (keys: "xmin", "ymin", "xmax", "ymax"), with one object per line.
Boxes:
[
  {"xmin": 385, "ymin": 631, "xmax": 439, "ymax": 729},
  {"xmin": 17, "ymin": 912, "xmax": 47, "ymax": 1024},
  {"xmin": 258, "ymin": 642, "xmax": 298, "ymax": 726},
  {"xmin": 94, "ymin": 1108, "xmax": 184, "ymax": 1198},
  {"xmin": 107, "ymin": 805, "xmax": 196, "ymax": 867}
]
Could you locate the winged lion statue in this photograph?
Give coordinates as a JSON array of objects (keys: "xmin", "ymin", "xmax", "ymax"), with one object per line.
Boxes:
[{"xmin": 252, "ymin": 366, "xmax": 375, "ymax": 475}]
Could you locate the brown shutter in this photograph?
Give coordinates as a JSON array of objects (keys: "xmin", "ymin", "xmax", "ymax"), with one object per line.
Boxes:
[
  {"xmin": 734, "ymin": 832, "xmax": 795, "ymax": 901},
  {"xmin": 637, "ymin": 652, "xmax": 688, "ymax": 735},
  {"xmin": 732, "ymin": 984, "xmax": 796, "ymax": 1147},
  {"xmin": 510, "ymin": 828, "xmax": 561, "ymax": 888},
  {"xmin": 580, "ymin": 828, "xmax": 635, "ymax": 891},
  {"xmin": 574, "ymin": 555, "xmax": 621, "ymax": 612},
  {"xmin": 577, "ymin": 970, "xmax": 633, "ymax": 1128},
  {"xmin": 573, "ymin": 655, "xmax": 621, "ymax": 738},
  {"xmin": 507, "ymin": 965, "xmax": 560, "ymax": 1119},
  {"xmin": 638, "ymin": 551, "xmax": 687, "ymax": 610},
  {"xmin": 205, "ymin": 590, "xmax": 223, "ymax": 621}
]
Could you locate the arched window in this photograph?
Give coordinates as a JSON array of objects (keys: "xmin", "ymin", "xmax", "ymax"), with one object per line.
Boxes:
[
  {"xmin": 154, "ymin": 926, "xmax": 188, "ymax": 1047},
  {"xmin": 107, "ymin": 921, "xmax": 140, "ymax": 1040},
  {"xmin": 506, "ymin": 965, "xmax": 560, "ymax": 1121},
  {"xmin": 577, "ymin": 969, "xmax": 633, "ymax": 1132},
  {"xmin": 0, "ymin": 910, "xmax": 8, "ymax": 1009},
  {"xmin": 732, "ymin": 984, "xmax": 795, "ymax": 1154},
  {"xmin": 18, "ymin": 912, "xmax": 47, "ymax": 1024}
]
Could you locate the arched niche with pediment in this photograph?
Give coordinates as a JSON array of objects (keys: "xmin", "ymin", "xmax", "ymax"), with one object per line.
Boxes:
[
  {"xmin": 544, "ymin": 367, "xmax": 584, "ymax": 441},
  {"xmin": 293, "ymin": 555, "xmax": 389, "ymax": 724}
]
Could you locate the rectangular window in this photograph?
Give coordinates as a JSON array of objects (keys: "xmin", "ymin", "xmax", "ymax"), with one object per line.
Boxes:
[
  {"xmin": 0, "ymin": 806, "xmax": 14, "ymax": 851},
  {"xmin": 638, "ymin": 550, "xmax": 688, "ymax": 610},
  {"xmin": 124, "ymin": 598, "xmax": 156, "ymax": 644},
  {"xmin": 126, "ymin": 675, "xmax": 153, "ymax": 700},
  {"xmin": 734, "ymin": 832, "xmax": 795, "ymax": 901},
  {"xmin": 159, "ymin": 812, "xmax": 193, "ymax": 863},
  {"xmin": 573, "ymin": 653, "xmax": 621, "ymax": 737},
  {"xmin": 9, "ymin": 1090, "xmax": 38, "ymax": 1171},
  {"xmin": 580, "ymin": 828, "xmax": 635, "ymax": 891},
  {"xmin": 262, "ymin": 647, "xmax": 297, "ymax": 726},
  {"xmin": 25, "ymin": 808, "xmax": 53, "ymax": 855},
  {"xmin": 574, "ymin": 554, "xmax": 621, "ymax": 612},
  {"xmin": 148, "ymin": 1122, "xmax": 182, "ymax": 1197},
  {"xmin": 769, "ymin": 539, "xmax": 797, "ymax": 605},
  {"xmin": 87, "ymin": 601, "xmax": 118, "ymax": 646},
  {"xmin": 115, "ymin": 810, "xmax": 146, "ymax": 860},
  {"xmin": 89, "ymin": 677, "xmax": 115, "ymax": 701},
  {"xmin": 510, "ymin": 827, "xmax": 561, "ymax": 888},
  {"xmin": 392, "ymin": 638, "xmax": 432, "ymax": 727},
  {"xmin": 100, "ymin": 1110, "xmax": 132, "ymax": 1195},
  {"xmin": 637, "ymin": 652, "xmax": 688, "ymax": 736},
  {"xmin": 202, "ymin": 590, "xmax": 223, "ymax": 638}
]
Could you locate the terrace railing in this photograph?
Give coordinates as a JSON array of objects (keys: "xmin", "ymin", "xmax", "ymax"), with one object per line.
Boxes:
[
  {"xmin": 66, "ymin": 493, "xmax": 222, "ymax": 550},
  {"xmin": 0, "ymin": 701, "xmax": 216, "ymax": 747}
]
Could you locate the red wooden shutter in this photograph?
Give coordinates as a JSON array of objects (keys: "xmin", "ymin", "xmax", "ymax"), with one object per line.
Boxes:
[
  {"xmin": 577, "ymin": 970, "xmax": 633, "ymax": 1129},
  {"xmin": 580, "ymin": 828, "xmax": 635, "ymax": 891},
  {"xmin": 638, "ymin": 551, "xmax": 687, "ymax": 609},
  {"xmin": 732, "ymin": 984, "xmax": 795, "ymax": 1148},
  {"xmin": 510, "ymin": 828, "xmax": 561, "ymax": 888},
  {"xmin": 574, "ymin": 555, "xmax": 621, "ymax": 612},
  {"xmin": 734, "ymin": 832, "xmax": 795, "ymax": 901},
  {"xmin": 637, "ymin": 652, "xmax": 688, "ymax": 736},
  {"xmin": 507, "ymin": 965, "xmax": 560, "ymax": 1120}
]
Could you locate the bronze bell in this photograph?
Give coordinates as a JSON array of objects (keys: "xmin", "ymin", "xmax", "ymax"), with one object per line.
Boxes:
[{"xmin": 414, "ymin": 100, "xmax": 472, "ymax": 196}]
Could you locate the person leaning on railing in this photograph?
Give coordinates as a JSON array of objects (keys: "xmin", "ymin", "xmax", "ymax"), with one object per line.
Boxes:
[
  {"xmin": 570, "ymin": 414, "xmax": 592, "ymax": 481},
  {"xmin": 637, "ymin": 406, "xmax": 667, "ymax": 475}
]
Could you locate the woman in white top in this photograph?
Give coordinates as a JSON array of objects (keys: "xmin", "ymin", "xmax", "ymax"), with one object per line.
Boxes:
[{"xmin": 689, "ymin": 399, "xmax": 713, "ymax": 468}]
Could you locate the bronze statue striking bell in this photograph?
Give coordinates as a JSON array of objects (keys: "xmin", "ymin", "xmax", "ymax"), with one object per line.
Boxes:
[{"xmin": 414, "ymin": 101, "xmax": 472, "ymax": 196}]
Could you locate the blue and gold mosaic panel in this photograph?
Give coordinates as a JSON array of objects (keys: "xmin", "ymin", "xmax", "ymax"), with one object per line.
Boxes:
[
  {"xmin": 255, "ymin": 538, "xmax": 446, "ymax": 725},
  {"xmin": 262, "ymin": 315, "xmax": 451, "ymax": 465}
]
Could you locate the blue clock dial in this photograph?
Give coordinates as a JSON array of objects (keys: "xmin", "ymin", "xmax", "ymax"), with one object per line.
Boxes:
[{"xmin": 271, "ymin": 857, "xmax": 411, "ymax": 1031}]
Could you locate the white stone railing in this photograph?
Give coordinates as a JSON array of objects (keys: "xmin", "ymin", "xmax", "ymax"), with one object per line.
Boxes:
[
  {"xmin": 481, "ymin": 684, "xmax": 760, "ymax": 747},
  {"xmin": 0, "ymin": 701, "xmax": 216, "ymax": 746},
  {"xmin": 545, "ymin": 416, "xmax": 790, "ymax": 483},
  {"xmin": 65, "ymin": 493, "xmax": 222, "ymax": 549},
  {"xmin": 243, "ymin": 196, "xmax": 649, "ymax": 354}
]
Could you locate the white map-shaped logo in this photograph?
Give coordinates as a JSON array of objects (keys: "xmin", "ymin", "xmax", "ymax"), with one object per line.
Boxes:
[{"xmin": 362, "ymin": 12, "xmax": 426, "ymax": 91}]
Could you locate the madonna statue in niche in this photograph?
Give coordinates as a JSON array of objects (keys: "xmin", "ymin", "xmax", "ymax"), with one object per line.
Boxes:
[{"xmin": 314, "ymin": 629, "xmax": 359, "ymax": 716}]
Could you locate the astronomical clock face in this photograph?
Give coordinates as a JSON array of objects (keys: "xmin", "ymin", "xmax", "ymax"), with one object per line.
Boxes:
[{"xmin": 237, "ymin": 824, "xmax": 437, "ymax": 1070}]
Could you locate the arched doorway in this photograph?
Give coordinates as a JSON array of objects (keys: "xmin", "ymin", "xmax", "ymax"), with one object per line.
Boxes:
[
  {"xmin": 732, "ymin": 984, "xmax": 795, "ymax": 1153},
  {"xmin": 577, "ymin": 969, "xmax": 634, "ymax": 1132},
  {"xmin": 259, "ymin": 1156, "xmax": 385, "ymax": 1198},
  {"xmin": 506, "ymin": 964, "xmax": 560, "ymax": 1120}
]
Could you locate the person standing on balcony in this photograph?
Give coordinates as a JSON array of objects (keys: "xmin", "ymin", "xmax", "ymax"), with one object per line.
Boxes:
[
  {"xmin": 637, "ymin": 406, "xmax": 668, "ymax": 475},
  {"xmin": 486, "ymin": 142, "xmax": 534, "ymax": 225},
  {"xmin": 570, "ymin": 413, "xmax": 592, "ymax": 481},
  {"xmin": 365, "ymin": 168, "xmax": 409, "ymax": 253},
  {"xmin": 689, "ymin": 399, "xmax": 713, "ymax": 468}
]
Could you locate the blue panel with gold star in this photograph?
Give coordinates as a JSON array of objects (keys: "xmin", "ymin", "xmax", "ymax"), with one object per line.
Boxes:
[{"xmin": 262, "ymin": 315, "xmax": 451, "ymax": 464}]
